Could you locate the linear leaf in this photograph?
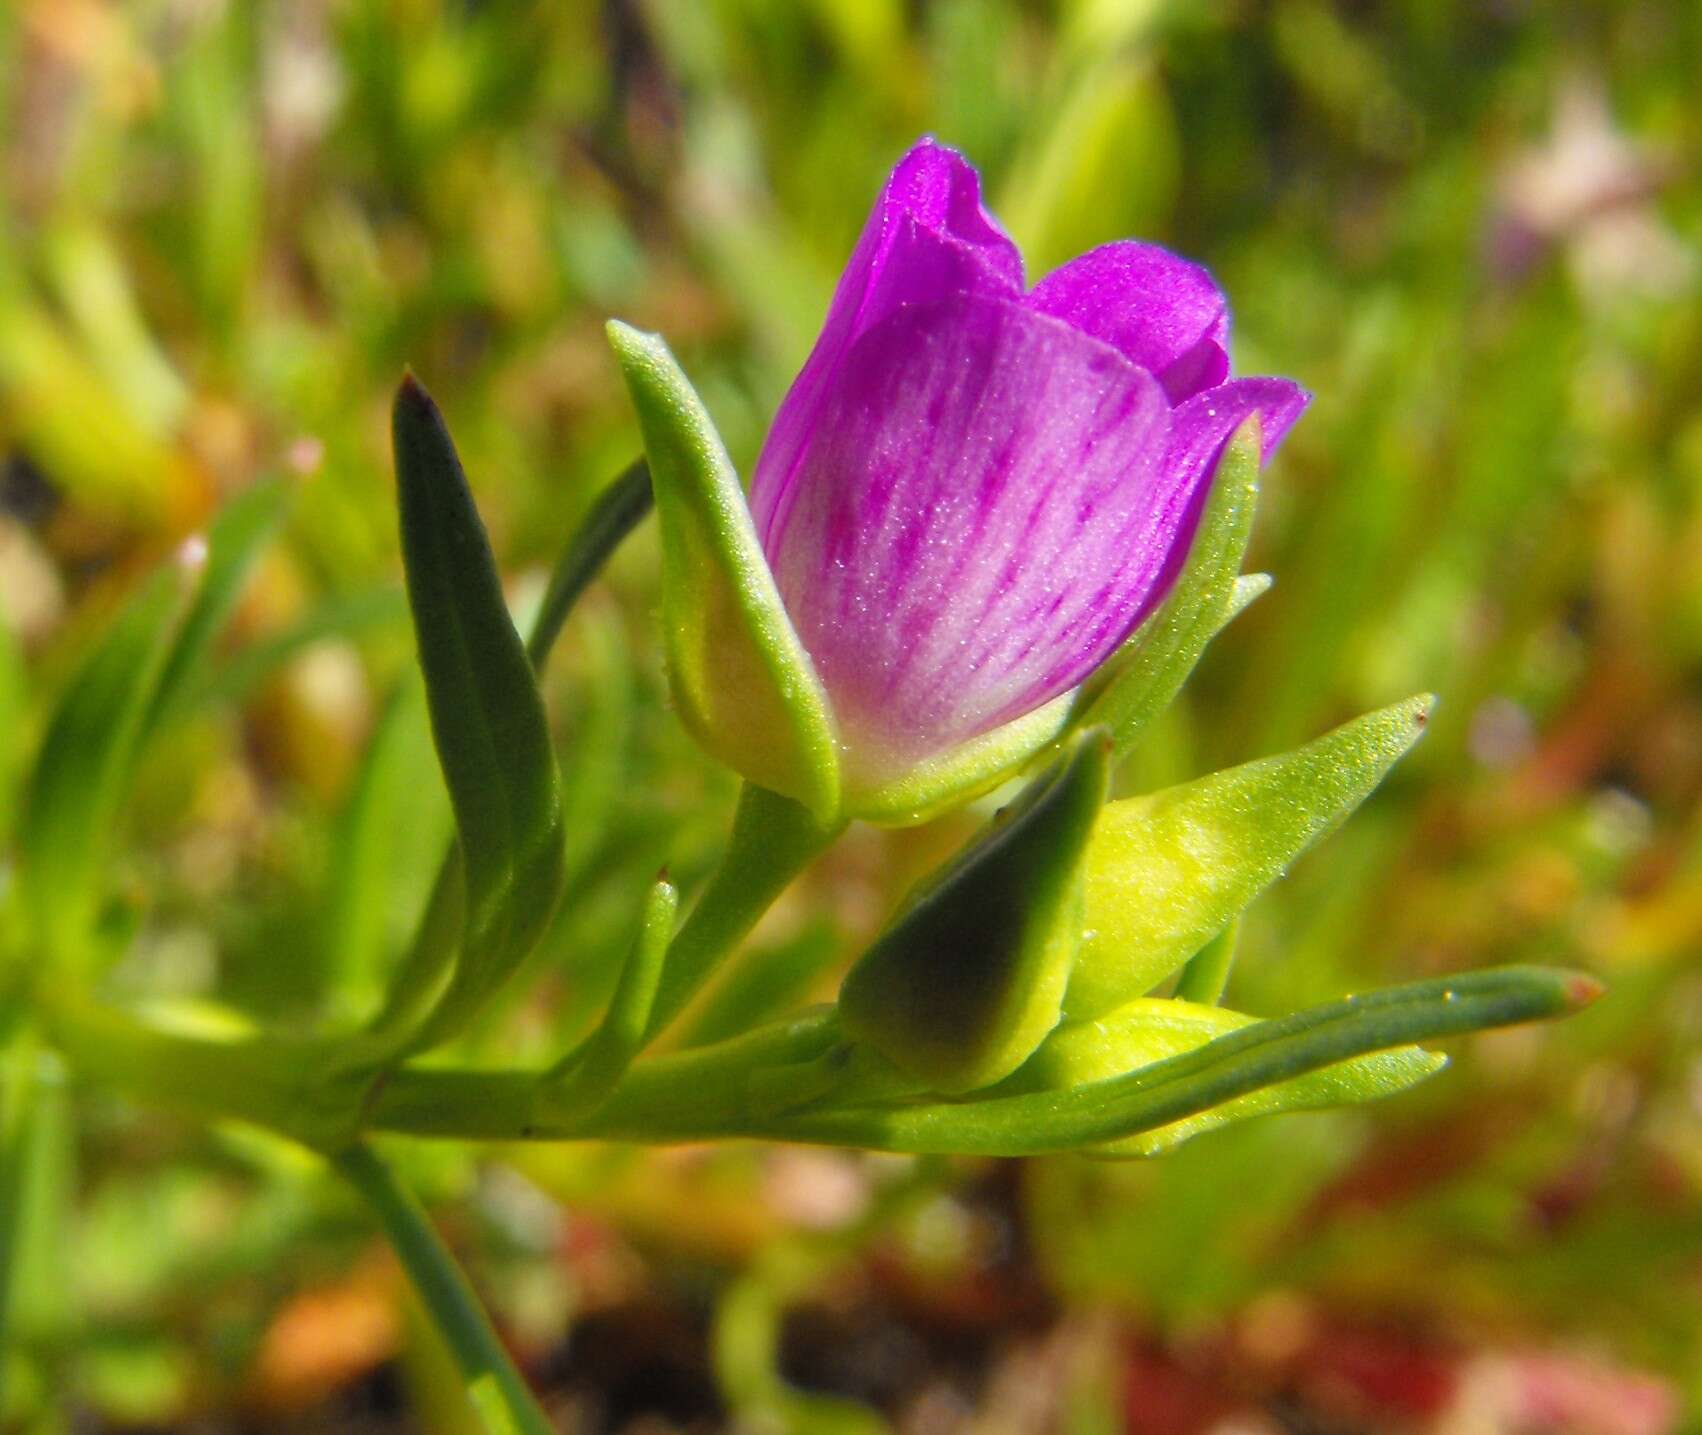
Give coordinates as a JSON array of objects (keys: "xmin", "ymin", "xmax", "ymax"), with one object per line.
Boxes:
[
  {"xmin": 388, "ymin": 375, "xmax": 564, "ymax": 1049},
  {"xmin": 550, "ymin": 876, "xmax": 678, "ymax": 1110},
  {"xmin": 778, "ymin": 966, "xmax": 1598, "ymax": 1155},
  {"xmin": 999, "ymin": 994, "xmax": 1444, "ymax": 1155},
  {"xmin": 18, "ymin": 566, "xmax": 188, "ymax": 960},
  {"xmin": 143, "ymin": 475, "xmax": 291, "ymax": 738},
  {"xmin": 366, "ymin": 450, "xmax": 650, "ymax": 1044},
  {"xmin": 526, "ymin": 457, "xmax": 651, "ymax": 667}
]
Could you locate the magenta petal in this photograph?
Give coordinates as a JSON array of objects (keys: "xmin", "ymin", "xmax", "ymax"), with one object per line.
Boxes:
[
  {"xmin": 1167, "ymin": 376, "xmax": 1310, "ymax": 473},
  {"xmin": 765, "ymin": 296, "xmax": 1176, "ymax": 787},
  {"xmin": 1028, "ymin": 242, "xmax": 1231, "ymax": 403},
  {"xmin": 1136, "ymin": 375, "xmax": 1311, "ymax": 605},
  {"xmin": 750, "ymin": 139, "xmax": 1023, "ymax": 544}
]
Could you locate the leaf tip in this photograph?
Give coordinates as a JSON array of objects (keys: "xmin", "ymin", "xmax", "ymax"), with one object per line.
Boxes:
[
  {"xmin": 1563, "ymin": 971, "xmax": 1606, "ymax": 1011},
  {"xmin": 392, "ymin": 371, "xmax": 450, "ymax": 456},
  {"xmin": 605, "ymin": 318, "xmax": 658, "ymax": 363},
  {"xmin": 395, "ymin": 367, "xmax": 429, "ymax": 408}
]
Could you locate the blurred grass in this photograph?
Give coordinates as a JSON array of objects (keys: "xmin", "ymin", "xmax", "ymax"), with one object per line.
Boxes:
[{"xmin": 1, "ymin": 0, "xmax": 1699, "ymax": 1429}]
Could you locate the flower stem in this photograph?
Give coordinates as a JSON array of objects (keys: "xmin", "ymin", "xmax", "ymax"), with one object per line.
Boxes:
[
  {"xmin": 333, "ymin": 1142, "xmax": 554, "ymax": 1435},
  {"xmin": 1173, "ymin": 918, "xmax": 1240, "ymax": 1006},
  {"xmin": 643, "ymin": 783, "xmax": 843, "ymax": 1044}
]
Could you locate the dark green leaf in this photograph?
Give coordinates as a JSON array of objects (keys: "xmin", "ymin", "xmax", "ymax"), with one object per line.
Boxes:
[
  {"xmin": 783, "ymin": 966, "xmax": 1600, "ymax": 1155},
  {"xmin": 998, "ymin": 993, "xmax": 1443, "ymax": 1155},
  {"xmin": 388, "ymin": 375, "xmax": 564, "ymax": 1049}
]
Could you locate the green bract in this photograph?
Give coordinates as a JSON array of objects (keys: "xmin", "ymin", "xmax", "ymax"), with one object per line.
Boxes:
[
  {"xmin": 839, "ymin": 731, "xmax": 1110, "ymax": 1092},
  {"xmin": 1066, "ymin": 695, "xmax": 1435, "ymax": 1019}
]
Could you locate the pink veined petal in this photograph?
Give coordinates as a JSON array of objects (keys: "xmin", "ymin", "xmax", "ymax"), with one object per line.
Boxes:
[
  {"xmin": 750, "ymin": 138, "xmax": 1023, "ymax": 546},
  {"xmin": 1138, "ymin": 375, "xmax": 1313, "ymax": 609},
  {"xmin": 765, "ymin": 295, "xmax": 1177, "ymax": 789},
  {"xmin": 1028, "ymin": 242, "xmax": 1232, "ymax": 404}
]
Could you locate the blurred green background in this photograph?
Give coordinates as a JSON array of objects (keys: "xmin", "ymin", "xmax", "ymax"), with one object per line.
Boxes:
[{"xmin": 1, "ymin": 0, "xmax": 1700, "ymax": 1430}]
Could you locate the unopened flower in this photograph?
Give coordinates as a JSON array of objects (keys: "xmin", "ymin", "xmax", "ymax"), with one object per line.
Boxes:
[{"xmin": 612, "ymin": 138, "xmax": 1307, "ymax": 821}]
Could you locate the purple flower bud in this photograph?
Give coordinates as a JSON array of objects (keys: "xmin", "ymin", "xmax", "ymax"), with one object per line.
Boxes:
[{"xmin": 751, "ymin": 139, "xmax": 1309, "ymax": 792}]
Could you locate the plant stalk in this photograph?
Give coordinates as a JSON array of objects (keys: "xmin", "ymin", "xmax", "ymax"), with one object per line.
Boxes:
[{"xmin": 334, "ymin": 1142, "xmax": 555, "ymax": 1435}]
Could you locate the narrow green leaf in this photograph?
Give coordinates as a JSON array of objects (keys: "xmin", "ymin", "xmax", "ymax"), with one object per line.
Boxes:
[
  {"xmin": 999, "ymin": 994, "xmax": 1445, "ymax": 1155},
  {"xmin": 607, "ymin": 320, "xmax": 840, "ymax": 820},
  {"xmin": 0, "ymin": 612, "xmax": 26, "ymax": 842},
  {"xmin": 194, "ymin": 587, "xmax": 410, "ymax": 707},
  {"xmin": 550, "ymin": 876, "xmax": 678, "ymax": 1110},
  {"xmin": 525, "ymin": 457, "xmax": 651, "ymax": 668},
  {"xmin": 1064, "ymin": 694, "xmax": 1433, "ymax": 1020},
  {"xmin": 389, "ymin": 375, "xmax": 564, "ymax": 1049},
  {"xmin": 18, "ymin": 566, "xmax": 189, "ymax": 959},
  {"xmin": 778, "ymin": 966, "xmax": 1599, "ymax": 1156},
  {"xmin": 1075, "ymin": 421, "xmax": 1261, "ymax": 763},
  {"xmin": 367, "ymin": 451, "xmax": 653, "ymax": 1045},
  {"xmin": 839, "ymin": 730, "xmax": 1111, "ymax": 1093},
  {"xmin": 143, "ymin": 476, "xmax": 291, "ymax": 738},
  {"xmin": 321, "ymin": 677, "xmax": 448, "ymax": 1020}
]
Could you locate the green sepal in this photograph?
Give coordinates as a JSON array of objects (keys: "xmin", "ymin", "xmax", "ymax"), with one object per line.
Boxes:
[
  {"xmin": 1074, "ymin": 420, "xmax": 1262, "ymax": 763},
  {"xmin": 389, "ymin": 375, "xmax": 565, "ymax": 1048},
  {"xmin": 849, "ymin": 691, "xmax": 1076, "ymax": 826},
  {"xmin": 839, "ymin": 729, "xmax": 1111, "ymax": 1093},
  {"xmin": 606, "ymin": 321, "xmax": 840, "ymax": 821},
  {"xmin": 18, "ymin": 561, "xmax": 191, "ymax": 961},
  {"xmin": 1065, "ymin": 694, "xmax": 1433, "ymax": 1020},
  {"xmin": 999, "ymin": 996, "xmax": 1445, "ymax": 1156}
]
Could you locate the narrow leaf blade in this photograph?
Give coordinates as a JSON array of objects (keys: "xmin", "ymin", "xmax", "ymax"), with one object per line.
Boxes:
[
  {"xmin": 143, "ymin": 475, "xmax": 291, "ymax": 739},
  {"xmin": 779, "ymin": 966, "xmax": 1599, "ymax": 1155},
  {"xmin": 1001, "ymin": 995, "xmax": 1444, "ymax": 1155},
  {"xmin": 526, "ymin": 457, "xmax": 652, "ymax": 668},
  {"xmin": 18, "ymin": 566, "xmax": 187, "ymax": 959},
  {"xmin": 390, "ymin": 375, "xmax": 564, "ymax": 1047}
]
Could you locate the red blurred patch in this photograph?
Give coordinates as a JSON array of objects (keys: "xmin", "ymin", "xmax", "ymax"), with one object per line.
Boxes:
[{"xmin": 1122, "ymin": 1343, "xmax": 1246, "ymax": 1435}]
